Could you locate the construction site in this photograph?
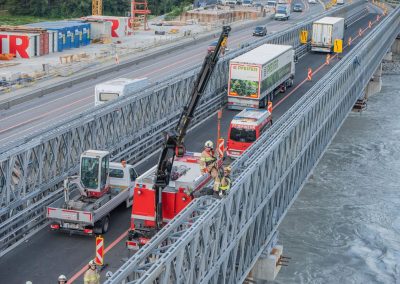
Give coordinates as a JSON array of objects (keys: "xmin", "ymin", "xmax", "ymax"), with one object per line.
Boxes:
[{"xmin": 0, "ymin": 0, "xmax": 269, "ymax": 94}]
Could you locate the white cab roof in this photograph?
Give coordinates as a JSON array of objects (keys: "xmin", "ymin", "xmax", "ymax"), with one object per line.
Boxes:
[
  {"xmin": 314, "ymin": 17, "xmax": 344, "ymax": 25},
  {"xmin": 231, "ymin": 44, "xmax": 292, "ymax": 65},
  {"xmin": 231, "ymin": 108, "xmax": 271, "ymax": 126}
]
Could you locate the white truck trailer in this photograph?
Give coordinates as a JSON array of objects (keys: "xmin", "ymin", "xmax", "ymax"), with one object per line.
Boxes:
[
  {"xmin": 228, "ymin": 44, "xmax": 295, "ymax": 110},
  {"xmin": 94, "ymin": 77, "xmax": 149, "ymax": 106},
  {"xmin": 311, "ymin": 17, "xmax": 345, "ymax": 52},
  {"xmin": 46, "ymin": 150, "xmax": 138, "ymax": 235}
]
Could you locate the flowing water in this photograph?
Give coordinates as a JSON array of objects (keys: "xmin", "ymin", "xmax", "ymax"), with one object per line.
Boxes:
[{"xmin": 272, "ymin": 75, "xmax": 400, "ymax": 284}]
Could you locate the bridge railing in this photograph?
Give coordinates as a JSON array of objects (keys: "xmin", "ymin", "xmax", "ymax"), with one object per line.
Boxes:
[
  {"xmin": 0, "ymin": 2, "xmax": 366, "ymax": 256},
  {"xmin": 105, "ymin": 5, "xmax": 400, "ymax": 283}
]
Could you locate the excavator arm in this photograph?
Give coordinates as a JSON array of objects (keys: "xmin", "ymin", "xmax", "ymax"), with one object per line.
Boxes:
[{"xmin": 153, "ymin": 25, "xmax": 231, "ymax": 229}]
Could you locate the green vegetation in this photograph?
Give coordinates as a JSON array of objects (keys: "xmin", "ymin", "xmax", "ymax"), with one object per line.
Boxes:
[
  {"xmin": 0, "ymin": 15, "xmax": 61, "ymax": 25},
  {"xmin": 0, "ymin": 0, "xmax": 193, "ymax": 19}
]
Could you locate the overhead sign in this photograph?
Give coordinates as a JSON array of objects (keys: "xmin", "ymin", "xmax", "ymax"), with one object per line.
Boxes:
[{"xmin": 334, "ymin": 39, "xmax": 343, "ymax": 53}]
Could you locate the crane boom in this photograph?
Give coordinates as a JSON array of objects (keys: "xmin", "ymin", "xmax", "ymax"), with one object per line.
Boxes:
[
  {"xmin": 153, "ymin": 26, "xmax": 231, "ymax": 229},
  {"xmin": 92, "ymin": 0, "xmax": 102, "ymax": 15}
]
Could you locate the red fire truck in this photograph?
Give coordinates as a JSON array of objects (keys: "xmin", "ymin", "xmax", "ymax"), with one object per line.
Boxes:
[
  {"xmin": 126, "ymin": 26, "xmax": 231, "ymax": 251},
  {"xmin": 226, "ymin": 106, "xmax": 272, "ymax": 159}
]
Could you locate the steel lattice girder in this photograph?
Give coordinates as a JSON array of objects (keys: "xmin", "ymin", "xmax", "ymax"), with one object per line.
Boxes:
[
  {"xmin": 105, "ymin": 6, "xmax": 400, "ymax": 284},
  {"xmin": 0, "ymin": 2, "xmax": 364, "ymax": 254}
]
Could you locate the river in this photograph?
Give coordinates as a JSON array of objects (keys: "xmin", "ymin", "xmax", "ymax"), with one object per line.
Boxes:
[{"xmin": 272, "ymin": 75, "xmax": 400, "ymax": 284}]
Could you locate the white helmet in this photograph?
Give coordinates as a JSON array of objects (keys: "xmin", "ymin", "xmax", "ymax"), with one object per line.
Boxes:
[
  {"xmin": 58, "ymin": 275, "xmax": 67, "ymax": 281},
  {"xmin": 89, "ymin": 260, "xmax": 96, "ymax": 266},
  {"xmin": 205, "ymin": 140, "xmax": 214, "ymax": 148}
]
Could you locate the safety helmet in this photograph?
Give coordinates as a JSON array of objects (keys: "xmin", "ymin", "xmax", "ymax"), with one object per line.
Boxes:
[
  {"xmin": 205, "ymin": 140, "xmax": 214, "ymax": 149},
  {"xmin": 58, "ymin": 275, "xmax": 67, "ymax": 281},
  {"xmin": 89, "ymin": 260, "xmax": 96, "ymax": 266},
  {"xmin": 224, "ymin": 165, "xmax": 231, "ymax": 174}
]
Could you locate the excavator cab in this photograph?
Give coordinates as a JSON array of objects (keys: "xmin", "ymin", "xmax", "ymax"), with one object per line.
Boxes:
[{"xmin": 80, "ymin": 150, "xmax": 110, "ymax": 197}]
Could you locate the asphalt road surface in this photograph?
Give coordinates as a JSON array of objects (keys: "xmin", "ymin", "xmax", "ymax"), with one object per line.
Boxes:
[
  {"xmin": 0, "ymin": 7, "xmax": 382, "ymax": 283},
  {"xmin": 0, "ymin": 0, "xmax": 322, "ymax": 144}
]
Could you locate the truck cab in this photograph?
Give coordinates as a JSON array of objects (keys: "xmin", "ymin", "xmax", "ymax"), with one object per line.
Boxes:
[
  {"xmin": 47, "ymin": 150, "xmax": 138, "ymax": 235},
  {"xmin": 126, "ymin": 152, "xmax": 221, "ymax": 250},
  {"xmin": 274, "ymin": 3, "xmax": 290, "ymax": 20}
]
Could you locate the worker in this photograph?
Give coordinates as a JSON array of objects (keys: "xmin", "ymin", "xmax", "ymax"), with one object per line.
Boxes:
[
  {"xmin": 191, "ymin": 166, "xmax": 221, "ymax": 198},
  {"xmin": 200, "ymin": 140, "xmax": 217, "ymax": 173},
  {"xmin": 84, "ymin": 260, "xmax": 100, "ymax": 284},
  {"xmin": 121, "ymin": 159, "xmax": 127, "ymax": 168},
  {"xmin": 58, "ymin": 275, "xmax": 67, "ymax": 284},
  {"xmin": 218, "ymin": 165, "xmax": 231, "ymax": 196}
]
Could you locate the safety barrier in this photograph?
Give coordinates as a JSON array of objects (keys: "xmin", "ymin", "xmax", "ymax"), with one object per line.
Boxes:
[
  {"xmin": 105, "ymin": 5, "xmax": 400, "ymax": 283},
  {"xmin": 0, "ymin": 1, "xmax": 366, "ymax": 256}
]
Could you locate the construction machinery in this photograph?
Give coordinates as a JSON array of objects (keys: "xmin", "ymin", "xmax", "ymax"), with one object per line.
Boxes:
[
  {"xmin": 46, "ymin": 150, "xmax": 138, "ymax": 235},
  {"xmin": 92, "ymin": 0, "xmax": 102, "ymax": 15},
  {"xmin": 126, "ymin": 25, "xmax": 231, "ymax": 251}
]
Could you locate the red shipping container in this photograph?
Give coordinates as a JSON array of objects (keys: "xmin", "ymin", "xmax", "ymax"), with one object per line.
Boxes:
[
  {"xmin": 43, "ymin": 32, "xmax": 49, "ymax": 55},
  {"xmin": 0, "ymin": 32, "xmax": 37, "ymax": 58}
]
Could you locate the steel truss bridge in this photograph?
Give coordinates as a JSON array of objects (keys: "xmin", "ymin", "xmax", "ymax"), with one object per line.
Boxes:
[
  {"xmin": 104, "ymin": 4, "xmax": 400, "ymax": 283},
  {"xmin": 0, "ymin": 1, "xmax": 397, "ymax": 277}
]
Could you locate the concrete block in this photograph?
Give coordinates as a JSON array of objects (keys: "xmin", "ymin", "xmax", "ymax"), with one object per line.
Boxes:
[
  {"xmin": 366, "ymin": 78, "xmax": 382, "ymax": 97},
  {"xmin": 252, "ymin": 245, "xmax": 283, "ymax": 281},
  {"xmin": 383, "ymin": 52, "xmax": 393, "ymax": 62},
  {"xmin": 391, "ymin": 38, "xmax": 400, "ymax": 54}
]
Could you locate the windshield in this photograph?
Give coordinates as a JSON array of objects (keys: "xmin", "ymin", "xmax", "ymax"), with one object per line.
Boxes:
[
  {"xmin": 267, "ymin": 1, "xmax": 276, "ymax": 6},
  {"xmin": 255, "ymin": 27, "xmax": 264, "ymax": 31},
  {"xmin": 99, "ymin": 92, "xmax": 119, "ymax": 102},
  {"xmin": 277, "ymin": 7, "xmax": 286, "ymax": 13},
  {"xmin": 109, "ymin": 169, "xmax": 124, "ymax": 178},
  {"xmin": 295, "ymin": 4, "xmax": 301, "ymax": 7},
  {"xmin": 81, "ymin": 157, "xmax": 99, "ymax": 189},
  {"xmin": 230, "ymin": 127, "xmax": 256, "ymax": 143}
]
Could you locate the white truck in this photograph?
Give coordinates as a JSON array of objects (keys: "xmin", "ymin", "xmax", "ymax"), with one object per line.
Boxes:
[
  {"xmin": 228, "ymin": 44, "xmax": 295, "ymax": 110},
  {"xmin": 46, "ymin": 150, "xmax": 138, "ymax": 235},
  {"xmin": 274, "ymin": 3, "xmax": 290, "ymax": 20},
  {"xmin": 311, "ymin": 17, "xmax": 345, "ymax": 52},
  {"xmin": 94, "ymin": 77, "xmax": 149, "ymax": 106},
  {"xmin": 336, "ymin": 0, "xmax": 344, "ymax": 4}
]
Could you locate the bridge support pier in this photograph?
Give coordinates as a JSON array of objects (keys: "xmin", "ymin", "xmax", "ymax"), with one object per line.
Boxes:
[
  {"xmin": 365, "ymin": 63, "xmax": 382, "ymax": 97},
  {"xmin": 391, "ymin": 36, "xmax": 400, "ymax": 54},
  {"xmin": 353, "ymin": 63, "xmax": 383, "ymax": 112},
  {"xmin": 248, "ymin": 244, "xmax": 283, "ymax": 282}
]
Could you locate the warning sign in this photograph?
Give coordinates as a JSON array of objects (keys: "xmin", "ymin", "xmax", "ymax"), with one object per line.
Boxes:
[{"xmin": 334, "ymin": 39, "xmax": 343, "ymax": 53}]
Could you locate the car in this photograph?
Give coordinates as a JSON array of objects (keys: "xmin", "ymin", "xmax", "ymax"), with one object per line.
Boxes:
[
  {"xmin": 253, "ymin": 26, "xmax": 267, "ymax": 36},
  {"xmin": 293, "ymin": 3, "xmax": 303, "ymax": 11},
  {"xmin": 242, "ymin": 0, "xmax": 253, "ymax": 6},
  {"xmin": 308, "ymin": 0, "xmax": 317, "ymax": 3}
]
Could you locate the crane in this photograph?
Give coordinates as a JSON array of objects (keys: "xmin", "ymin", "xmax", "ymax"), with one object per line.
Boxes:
[
  {"xmin": 92, "ymin": 0, "xmax": 102, "ymax": 15},
  {"xmin": 126, "ymin": 25, "xmax": 231, "ymax": 250}
]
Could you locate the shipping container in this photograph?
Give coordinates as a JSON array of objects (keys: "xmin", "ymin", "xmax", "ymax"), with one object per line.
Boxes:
[
  {"xmin": 26, "ymin": 22, "xmax": 69, "ymax": 52},
  {"xmin": 0, "ymin": 32, "xmax": 40, "ymax": 58},
  {"xmin": 228, "ymin": 44, "xmax": 295, "ymax": 109},
  {"xmin": 83, "ymin": 16, "xmax": 129, "ymax": 37},
  {"xmin": 311, "ymin": 17, "xmax": 345, "ymax": 52}
]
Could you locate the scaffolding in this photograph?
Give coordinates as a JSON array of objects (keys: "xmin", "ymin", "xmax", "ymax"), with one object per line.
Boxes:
[{"xmin": 131, "ymin": 0, "xmax": 151, "ymax": 31}]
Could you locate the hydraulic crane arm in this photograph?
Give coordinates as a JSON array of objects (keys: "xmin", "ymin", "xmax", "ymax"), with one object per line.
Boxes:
[{"xmin": 153, "ymin": 25, "xmax": 231, "ymax": 229}]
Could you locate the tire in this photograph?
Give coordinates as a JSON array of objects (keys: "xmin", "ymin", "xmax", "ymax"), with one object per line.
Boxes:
[
  {"xmin": 102, "ymin": 216, "xmax": 110, "ymax": 234},
  {"xmin": 94, "ymin": 215, "xmax": 110, "ymax": 235}
]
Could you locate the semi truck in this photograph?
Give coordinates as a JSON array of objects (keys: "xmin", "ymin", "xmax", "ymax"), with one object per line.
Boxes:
[
  {"xmin": 274, "ymin": 3, "xmax": 290, "ymax": 20},
  {"xmin": 228, "ymin": 44, "xmax": 295, "ymax": 110},
  {"xmin": 46, "ymin": 150, "xmax": 138, "ymax": 235},
  {"xmin": 94, "ymin": 77, "xmax": 149, "ymax": 106},
  {"xmin": 311, "ymin": 17, "xmax": 345, "ymax": 52}
]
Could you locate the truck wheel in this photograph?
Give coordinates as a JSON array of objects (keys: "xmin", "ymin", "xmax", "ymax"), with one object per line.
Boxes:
[{"xmin": 102, "ymin": 216, "xmax": 110, "ymax": 234}]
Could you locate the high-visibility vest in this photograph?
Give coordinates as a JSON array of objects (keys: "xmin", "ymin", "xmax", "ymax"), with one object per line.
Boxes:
[
  {"xmin": 219, "ymin": 177, "xmax": 231, "ymax": 191},
  {"xmin": 201, "ymin": 151, "xmax": 216, "ymax": 165}
]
